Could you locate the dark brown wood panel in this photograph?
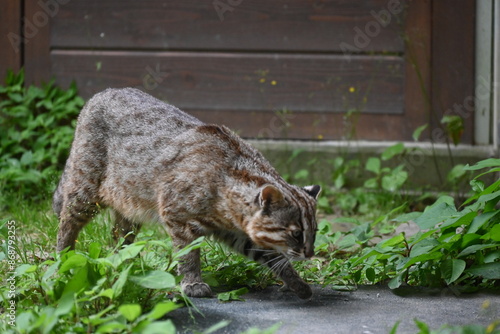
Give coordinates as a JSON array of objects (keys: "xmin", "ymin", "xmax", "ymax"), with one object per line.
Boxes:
[
  {"xmin": 0, "ymin": 0, "xmax": 22, "ymax": 77},
  {"xmin": 431, "ymin": 0, "xmax": 476, "ymax": 144},
  {"xmin": 24, "ymin": 0, "xmax": 51, "ymax": 85},
  {"xmin": 51, "ymin": 51, "xmax": 404, "ymax": 116},
  {"xmin": 188, "ymin": 110, "xmax": 410, "ymax": 141},
  {"xmin": 402, "ymin": 0, "xmax": 431, "ymax": 138},
  {"xmin": 52, "ymin": 0, "xmax": 405, "ymax": 52}
]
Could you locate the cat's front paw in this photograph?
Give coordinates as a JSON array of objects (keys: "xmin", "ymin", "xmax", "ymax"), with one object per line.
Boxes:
[
  {"xmin": 287, "ymin": 280, "xmax": 312, "ymax": 300},
  {"xmin": 182, "ymin": 282, "xmax": 213, "ymax": 298}
]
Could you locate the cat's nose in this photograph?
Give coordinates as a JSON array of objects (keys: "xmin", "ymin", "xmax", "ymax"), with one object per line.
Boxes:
[{"xmin": 304, "ymin": 246, "xmax": 314, "ymax": 258}]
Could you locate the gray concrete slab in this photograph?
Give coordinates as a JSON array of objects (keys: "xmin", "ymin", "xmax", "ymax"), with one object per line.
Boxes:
[{"xmin": 169, "ymin": 285, "xmax": 500, "ymax": 334}]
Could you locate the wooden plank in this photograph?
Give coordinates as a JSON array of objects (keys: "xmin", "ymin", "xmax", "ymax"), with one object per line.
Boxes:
[
  {"xmin": 402, "ymin": 0, "xmax": 432, "ymax": 140},
  {"xmin": 431, "ymin": 0, "xmax": 476, "ymax": 145},
  {"xmin": 0, "ymin": 0, "xmax": 22, "ymax": 77},
  {"xmin": 24, "ymin": 0, "xmax": 52, "ymax": 85},
  {"xmin": 51, "ymin": 50, "xmax": 404, "ymax": 116},
  {"xmin": 51, "ymin": 0, "xmax": 405, "ymax": 52}
]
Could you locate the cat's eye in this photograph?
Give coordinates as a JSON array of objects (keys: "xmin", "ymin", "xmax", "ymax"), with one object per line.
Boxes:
[{"xmin": 291, "ymin": 230, "xmax": 302, "ymax": 239}]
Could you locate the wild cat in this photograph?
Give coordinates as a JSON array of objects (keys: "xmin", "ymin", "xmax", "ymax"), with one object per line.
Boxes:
[{"xmin": 53, "ymin": 88, "xmax": 321, "ymax": 299}]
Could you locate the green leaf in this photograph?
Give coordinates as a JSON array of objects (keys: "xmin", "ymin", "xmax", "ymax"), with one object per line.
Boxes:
[
  {"xmin": 468, "ymin": 211, "xmax": 498, "ymax": 234},
  {"xmin": 337, "ymin": 234, "xmax": 357, "ymax": 249},
  {"xmin": 401, "ymin": 252, "xmax": 442, "ymax": 270},
  {"xmin": 103, "ymin": 244, "xmax": 144, "ymax": 268},
  {"xmin": 89, "ymin": 242, "xmax": 102, "ymax": 259},
  {"xmin": 414, "ymin": 319, "xmax": 430, "ymax": 334},
  {"xmin": 55, "ymin": 292, "xmax": 75, "ymax": 317},
  {"xmin": 111, "ymin": 263, "xmax": 132, "ymax": 298},
  {"xmin": 365, "ymin": 157, "xmax": 381, "ymax": 174},
  {"xmin": 412, "ymin": 124, "xmax": 428, "ymax": 141},
  {"xmin": 447, "ymin": 164, "xmax": 466, "ymax": 182},
  {"xmin": 118, "ymin": 304, "xmax": 142, "ymax": 322},
  {"xmin": 388, "ymin": 272, "xmax": 404, "ymax": 289},
  {"xmin": 20, "ymin": 151, "xmax": 33, "ymax": 166},
  {"xmin": 458, "ymin": 244, "xmax": 498, "ymax": 257},
  {"xmin": 129, "ymin": 270, "xmax": 176, "ymax": 289},
  {"xmin": 482, "ymin": 223, "xmax": 500, "ymax": 242},
  {"xmin": 59, "ymin": 254, "xmax": 88, "ymax": 274},
  {"xmin": 379, "ymin": 233, "xmax": 405, "ymax": 248},
  {"xmin": 467, "ymin": 262, "xmax": 500, "ymax": 279},
  {"xmin": 440, "ymin": 259, "xmax": 466, "ymax": 285},
  {"xmin": 365, "ymin": 267, "xmax": 376, "ymax": 282},
  {"xmin": 414, "ymin": 202, "xmax": 457, "ymax": 230},
  {"xmin": 382, "ymin": 168, "xmax": 408, "ymax": 192},
  {"xmin": 217, "ymin": 287, "xmax": 249, "ymax": 302},
  {"xmin": 62, "ymin": 265, "xmax": 89, "ymax": 296},
  {"xmin": 140, "ymin": 320, "xmax": 176, "ymax": 334},
  {"xmin": 463, "ymin": 158, "xmax": 500, "ymax": 171},
  {"xmin": 146, "ymin": 302, "xmax": 181, "ymax": 321},
  {"xmin": 381, "ymin": 143, "xmax": 405, "ymax": 160}
]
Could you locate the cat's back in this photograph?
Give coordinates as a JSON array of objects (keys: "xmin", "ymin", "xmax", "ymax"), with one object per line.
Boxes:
[{"xmin": 78, "ymin": 88, "xmax": 203, "ymax": 140}]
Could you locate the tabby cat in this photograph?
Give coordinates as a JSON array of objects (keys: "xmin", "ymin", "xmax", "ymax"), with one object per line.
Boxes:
[{"xmin": 53, "ymin": 88, "xmax": 321, "ymax": 299}]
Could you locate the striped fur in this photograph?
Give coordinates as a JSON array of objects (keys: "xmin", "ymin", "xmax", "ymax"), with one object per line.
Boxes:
[{"xmin": 54, "ymin": 88, "xmax": 320, "ymax": 299}]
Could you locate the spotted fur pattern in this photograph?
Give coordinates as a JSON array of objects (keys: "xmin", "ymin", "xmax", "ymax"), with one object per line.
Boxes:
[{"xmin": 54, "ymin": 88, "xmax": 321, "ymax": 299}]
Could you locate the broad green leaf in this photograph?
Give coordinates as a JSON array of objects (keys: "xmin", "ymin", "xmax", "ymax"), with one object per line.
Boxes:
[
  {"xmin": 458, "ymin": 244, "xmax": 498, "ymax": 257},
  {"xmin": 447, "ymin": 164, "xmax": 466, "ymax": 182},
  {"xmin": 463, "ymin": 158, "xmax": 500, "ymax": 171},
  {"xmin": 382, "ymin": 168, "xmax": 407, "ymax": 192},
  {"xmin": 440, "ymin": 211, "xmax": 477, "ymax": 230},
  {"xmin": 467, "ymin": 211, "xmax": 498, "ymax": 234},
  {"xmin": 337, "ymin": 234, "xmax": 357, "ymax": 249},
  {"xmin": 363, "ymin": 178, "xmax": 378, "ymax": 189},
  {"xmin": 365, "ymin": 157, "xmax": 381, "ymax": 174},
  {"xmin": 467, "ymin": 262, "xmax": 500, "ymax": 279},
  {"xmin": 379, "ymin": 233, "xmax": 405, "ymax": 249},
  {"xmin": 381, "ymin": 142, "xmax": 405, "ymax": 160},
  {"xmin": 365, "ymin": 267, "xmax": 376, "ymax": 282},
  {"xmin": 103, "ymin": 244, "xmax": 144, "ymax": 268},
  {"xmin": 393, "ymin": 211, "xmax": 422, "ymax": 223},
  {"xmin": 111, "ymin": 263, "xmax": 133, "ymax": 298},
  {"xmin": 141, "ymin": 320, "xmax": 176, "ymax": 334},
  {"xmin": 119, "ymin": 304, "xmax": 141, "ymax": 322},
  {"xmin": 401, "ymin": 252, "xmax": 442, "ymax": 270},
  {"xmin": 62, "ymin": 265, "xmax": 89, "ymax": 296},
  {"xmin": 146, "ymin": 302, "xmax": 181, "ymax": 321},
  {"xmin": 96, "ymin": 321, "xmax": 128, "ymax": 333},
  {"xmin": 481, "ymin": 223, "xmax": 500, "ymax": 242},
  {"xmin": 388, "ymin": 272, "xmax": 404, "ymax": 289},
  {"xmin": 59, "ymin": 254, "xmax": 88, "ymax": 274},
  {"xmin": 88, "ymin": 242, "xmax": 102, "ymax": 259},
  {"xmin": 129, "ymin": 270, "xmax": 176, "ymax": 289},
  {"xmin": 409, "ymin": 239, "xmax": 439, "ymax": 257},
  {"xmin": 440, "ymin": 259, "xmax": 466, "ymax": 285},
  {"xmin": 217, "ymin": 287, "xmax": 249, "ymax": 302},
  {"xmin": 412, "ymin": 124, "xmax": 428, "ymax": 141},
  {"xmin": 414, "ymin": 202, "xmax": 457, "ymax": 230}
]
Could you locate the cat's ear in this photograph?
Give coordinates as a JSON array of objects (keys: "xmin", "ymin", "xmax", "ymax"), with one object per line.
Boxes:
[
  {"xmin": 303, "ymin": 185, "xmax": 321, "ymax": 200},
  {"xmin": 258, "ymin": 184, "xmax": 284, "ymax": 208}
]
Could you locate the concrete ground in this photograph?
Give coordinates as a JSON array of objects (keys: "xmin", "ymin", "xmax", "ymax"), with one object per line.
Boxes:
[{"xmin": 168, "ymin": 285, "xmax": 500, "ymax": 334}]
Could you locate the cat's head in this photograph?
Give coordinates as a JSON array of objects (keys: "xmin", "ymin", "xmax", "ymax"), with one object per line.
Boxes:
[{"xmin": 247, "ymin": 184, "xmax": 321, "ymax": 260}]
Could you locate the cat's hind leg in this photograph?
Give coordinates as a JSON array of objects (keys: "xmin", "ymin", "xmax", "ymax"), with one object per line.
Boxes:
[
  {"xmin": 56, "ymin": 193, "xmax": 100, "ymax": 252},
  {"xmin": 111, "ymin": 211, "xmax": 141, "ymax": 245}
]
